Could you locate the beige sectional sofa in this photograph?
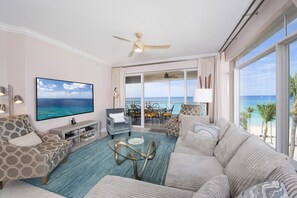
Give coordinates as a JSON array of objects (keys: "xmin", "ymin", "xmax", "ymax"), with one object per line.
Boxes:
[{"xmin": 86, "ymin": 117, "xmax": 297, "ymax": 197}]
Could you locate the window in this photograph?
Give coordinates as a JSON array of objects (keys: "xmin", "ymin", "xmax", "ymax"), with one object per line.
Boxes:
[
  {"xmin": 287, "ymin": 6, "xmax": 297, "ymax": 36},
  {"xmin": 289, "ymin": 39, "xmax": 297, "ymax": 160},
  {"xmin": 239, "ymin": 52, "xmax": 276, "ymax": 147},
  {"xmin": 186, "ymin": 71, "xmax": 198, "ymax": 105}
]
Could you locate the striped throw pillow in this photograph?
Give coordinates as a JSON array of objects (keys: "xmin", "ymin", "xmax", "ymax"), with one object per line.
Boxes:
[{"xmin": 9, "ymin": 131, "xmax": 42, "ymax": 147}]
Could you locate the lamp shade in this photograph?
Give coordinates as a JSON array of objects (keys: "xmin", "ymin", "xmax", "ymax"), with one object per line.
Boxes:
[
  {"xmin": 194, "ymin": 89, "xmax": 213, "ymax": 103},
  {"xmin": 0, "ymin": 104, "xmax": 6, "ymax": 113},
  {"xmin": 0, "ymin": 87, "xmax": 5, "ymax": 96},
  {"xmin": 14, "ymin": 95, "xmax": 23, "ymax": 104}
]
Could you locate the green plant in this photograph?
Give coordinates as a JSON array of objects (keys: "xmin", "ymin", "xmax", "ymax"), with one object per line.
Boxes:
[
  {"xmin": 289, "ymin": 74, "xmax": 297, "ymax": 158},
  {"xmin": 257, "ymin": 103, "xmax": 276, "ymax": 142},
  {"xmin": 245, "ymin": 106, "xmax": 254, "ymax": 132}
]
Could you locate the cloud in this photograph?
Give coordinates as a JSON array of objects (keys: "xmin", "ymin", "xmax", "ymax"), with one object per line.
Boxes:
[{"xmin": 63, "ymin": 83, "xmax": 86, "ymax": 90}]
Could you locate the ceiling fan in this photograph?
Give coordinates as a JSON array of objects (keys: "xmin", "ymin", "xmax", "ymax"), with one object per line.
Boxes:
[
  {"xmin": 112, "ymin": 32, "xmax": 171, "ymax": 57},
  {"xmin": 164, "ymin": 72, "xmax": 178, "ymax": 78}
]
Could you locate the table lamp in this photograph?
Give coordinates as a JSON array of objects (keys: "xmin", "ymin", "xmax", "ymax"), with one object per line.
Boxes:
[{"xmin": 194, "ymin": 88, "xmax": 213, "ymax": 115}]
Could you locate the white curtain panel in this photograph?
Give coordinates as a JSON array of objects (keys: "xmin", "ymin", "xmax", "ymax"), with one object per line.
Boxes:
[{"xmin": 197, "ymin": 57, "xmax": 215, "ymax": 122}]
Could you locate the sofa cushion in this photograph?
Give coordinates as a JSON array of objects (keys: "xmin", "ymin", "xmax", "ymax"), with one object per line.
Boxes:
[
  {"xmin": 214, "ymin": 124, "xmax": 250, "ymax": 167},
  {"xmin": 165, "ymin": 153, "xmax": 224, "ymax": 191},
  {"xmin": 8, "ymin": 131, "xmax": 42, "ymax": 147},
  {"xmin": 109, "ymin": 112, "xmax": 125, "ymax": 123},
  {"xmin": 182, "ymin": 129, "xmax": 218, "ymax": 156},
  {"xmin": 179, "ymin": 114, "xmax": 209, "ymax": 138},
  {"xmin": 267, "ymin": 164, "xmax": 297, "ymax": 197},
  {"xmin": 193, "ymin": 175, "xmax": 229, "ymax": 198},
  {"xmin": 224, "ymin": 136, "xmax": 290, "ymax": 197},
  {"xmin": 216, "ymin": 117, "xmax": 230, "ymax": 140},
  {"xmin": 85, "ymin": 175, "xmax": 194, "ymax": 198},
  {"xmin": 236, "ymin": 181, "xmax": 289, "ymax": 198}
]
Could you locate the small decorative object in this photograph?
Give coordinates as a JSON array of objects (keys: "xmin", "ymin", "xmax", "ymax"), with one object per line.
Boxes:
[
  {"xmin": 113, "ymin": 87, "xmax": 119, "ymax": 108},
  {"xmin": 71, "ymin": 118, "xmax": 76, "ymax": 125},
  {"xmin": 128, "ymin": 137, "xmax": 145, "ymax": 145}
]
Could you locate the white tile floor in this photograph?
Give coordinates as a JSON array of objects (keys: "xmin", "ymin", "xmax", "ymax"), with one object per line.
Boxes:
[{"xmin": 0, "ymin": 129, "xmax": 160, "ymax": 198}]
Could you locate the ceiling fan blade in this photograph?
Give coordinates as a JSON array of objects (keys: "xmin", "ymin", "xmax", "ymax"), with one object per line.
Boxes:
[
  {"xmin": 144, "ymin": 44, "xmax": 171, "ymax": 50},
  {"xmin": 128, "ymin": 45, "xmax": 136, "ymax": 57},
  {"xmin": 113, "ymin": 36, "xmax": 133, "ymax": 43}
]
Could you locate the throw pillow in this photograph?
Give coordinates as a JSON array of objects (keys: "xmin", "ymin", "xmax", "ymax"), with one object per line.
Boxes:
[
  {"xmin": 236, "ymin": 181, "xmax": 289, "ymax": 198},
  {"xmin": 183, "ymin": 129, "xmax": 218, "ymax": 156},
  {"xmin": 193, "ymin": 175, "xmax": 229, "ymax": 198},
  {"xmin": 193, "ymin": 122, "xmax": 220, "ymax": 139},
  {"xmin": 216, "ymin": 117, "xmax": 230, "ymax": 140},
  {"xmin": 109, "ymin": 112, "xmax": 125, "ymax": 123},
  {"xmin": 178, "ymin": 114, "xmax": 209, "ymax": 138},
  {"xmin": 9, "ymin": 131, "xmax": 42, "ymax": 147}
]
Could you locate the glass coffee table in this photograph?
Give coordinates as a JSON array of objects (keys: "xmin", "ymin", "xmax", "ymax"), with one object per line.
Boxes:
[{"xmin": 107, "ymin": 136, "xmax": 160, "ymax": 180}]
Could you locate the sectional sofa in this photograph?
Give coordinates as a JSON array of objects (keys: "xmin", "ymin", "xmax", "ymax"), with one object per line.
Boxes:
[{"xmin": 86, "ymin": 117, "xmax": 297, "ymax": 197}]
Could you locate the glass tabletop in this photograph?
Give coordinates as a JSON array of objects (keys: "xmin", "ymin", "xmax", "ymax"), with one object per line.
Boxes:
[{"xmin": 107, "ymin": 136, "xmax": 160, "ymax": 161}]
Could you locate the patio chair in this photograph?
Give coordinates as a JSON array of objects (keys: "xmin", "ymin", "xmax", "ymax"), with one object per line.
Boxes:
[{"xmin": 106, "ymin": 108, "xmax": 132, "ymax": 139}]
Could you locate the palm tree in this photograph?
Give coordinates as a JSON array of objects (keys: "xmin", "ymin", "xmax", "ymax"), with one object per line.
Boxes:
[
  {"xmin": 257, "ymin": 103, "xmax": 276, "ymax": 142},
  {"xmin": 289, "ymin": 74, "xmax": 297, "ymax": 158},
  {"xmin": 245, "ymin": 106, "xmax": 254, "ymax": 133},
  {"xmin": 240, "ymin": 112, "xmax": 248, "ymax": 131}
]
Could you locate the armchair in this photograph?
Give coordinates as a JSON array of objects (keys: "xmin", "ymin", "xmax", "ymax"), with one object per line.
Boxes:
[
  {"xmin": 0, "ymin": 115, "xmax": 71, "ymax": 189},
  {"xmin": 106, "ymin": 108, "xmax": 132, "ymax": 139},
  {"xmin": 164, "ymin": 104, "xmax": 206, "ymax": 137}
]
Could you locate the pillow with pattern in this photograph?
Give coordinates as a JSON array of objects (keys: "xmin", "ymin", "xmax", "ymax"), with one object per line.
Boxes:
[{"xmin": 236, "ymin": 181, "xmax": 289, "ymax": 198}]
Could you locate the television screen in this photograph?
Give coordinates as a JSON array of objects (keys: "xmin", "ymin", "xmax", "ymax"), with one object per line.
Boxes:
[{"xmin": 36, "ymin": 77, "xmax": 94, "ymax": 121}]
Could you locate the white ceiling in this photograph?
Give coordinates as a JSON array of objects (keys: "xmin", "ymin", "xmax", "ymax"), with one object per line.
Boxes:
[{"xmin": 0, "ymin": 0, "xmax": 253, "ymax": 66}]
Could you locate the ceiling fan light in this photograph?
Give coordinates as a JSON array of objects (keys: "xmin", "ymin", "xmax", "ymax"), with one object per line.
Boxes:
[{"xmin": 134, "ymin": 48, "xmax": 143, "ymax": 53}]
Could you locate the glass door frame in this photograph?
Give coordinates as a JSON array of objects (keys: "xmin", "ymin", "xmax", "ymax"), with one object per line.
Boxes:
[{"xmin": 124, "ymin": 68, "xmax": 197, "ymax": 127}]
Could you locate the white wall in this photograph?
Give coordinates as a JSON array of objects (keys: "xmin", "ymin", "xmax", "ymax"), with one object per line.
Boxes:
[{"xmin": 0, "ymin": 29, "xmax": 111, "ymax": 132}]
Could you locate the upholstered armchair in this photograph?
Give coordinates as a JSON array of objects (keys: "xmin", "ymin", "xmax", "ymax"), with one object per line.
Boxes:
[
  {"xmin": 164, "ymin": 104, "xmax": 206, "ymax": 137},
  {"xmin": 0, "ymin": 115, "xmax": 71, "ymax": 189},
  {"xmin": 106, "ymin": 108, "xmax": 132, "ymax": 139}
]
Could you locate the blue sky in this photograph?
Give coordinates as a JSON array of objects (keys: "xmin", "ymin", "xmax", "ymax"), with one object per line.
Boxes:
[
  {"xmin": 240, "ymin": 17, "xmax": 297, "ymax": 96},
  {"xmin": 37, "ymin": 78, "xmax": 93, "ymax": 99}
]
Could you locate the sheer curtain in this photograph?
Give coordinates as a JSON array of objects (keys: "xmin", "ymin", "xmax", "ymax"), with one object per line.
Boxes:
[{"xmin": 197, "ymin": 54, "xmax": 227, "ymax": 123}]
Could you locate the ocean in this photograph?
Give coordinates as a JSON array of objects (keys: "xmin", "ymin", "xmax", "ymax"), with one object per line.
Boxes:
[
  {"xmin": 37, "ymin": 98, "xmax": 93, "ymax": 120},
  {"xmin": 127, "ymin": 95, "xmax": 294, "ymax": 128}
]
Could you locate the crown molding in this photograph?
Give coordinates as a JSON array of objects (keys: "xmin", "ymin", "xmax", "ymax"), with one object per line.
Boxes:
[
  {"xmin": 114, "ymin": 52, "xmax": 218, "ymax": 67},
  {"xmin": 0, "ymin": 21, "xmax": 112, "ymax": 66}
]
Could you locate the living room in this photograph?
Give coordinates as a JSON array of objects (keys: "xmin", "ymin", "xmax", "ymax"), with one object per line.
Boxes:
[{"xmin": 0, "ymin": 0, "xmax": 297, "ymax": 197}]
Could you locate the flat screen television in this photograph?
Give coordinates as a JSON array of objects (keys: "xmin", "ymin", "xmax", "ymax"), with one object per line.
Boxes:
[{"xmin": 36, "ymin": 77, "xmax": 94, "ymax": 121}]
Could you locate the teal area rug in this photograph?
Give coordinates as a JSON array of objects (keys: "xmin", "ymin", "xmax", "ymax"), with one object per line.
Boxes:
[{"xmin": 23, "ymin": 132, "xmax": 177, "ymax": 198}]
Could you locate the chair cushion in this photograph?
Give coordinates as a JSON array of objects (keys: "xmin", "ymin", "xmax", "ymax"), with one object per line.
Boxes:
[
  {"xmin": 225, "ymin": 136, "xmax": 290, "ymax": 197},
  {"xmin": 214, "ymin": 124, "xmax": 250, "ymax": 167},
  {"xmin": 193, "ymin": 175, "xmax": 229, "ymax": 198},
  {"xmin": 216, "ymin": 117, "xmax": 230, "ymax": 140},
  {"xmin": 165, "ymin": 153, "xmax": 224, "ymax": 191},
  {"xmin": 85, "ymin": 175, "xmax": 194, "ymax": 198},
  {"xmin": 267, "ymin": 164, "xmax": 297, "ymax": 197},
  {"xmin": 109, "ymin": 112, "xmax": 125, "ymax": 123},
  {"xmin": 178, "ymin": 114, "xmax": 209, "ymax": 138},
  {"xmin": 236, "ymin": 181, "xmax": 289, "ymax": 198},
  {"xmin": 9, "ymin": 131, "xmax": 42, "ymax": 147},
  {"xmin": 0, "ymin": 115, "xmax": 29, "ymax": 142},
  {"xmin": 180, "ymin": 104, "xmax": 206, "ymax": 116}
]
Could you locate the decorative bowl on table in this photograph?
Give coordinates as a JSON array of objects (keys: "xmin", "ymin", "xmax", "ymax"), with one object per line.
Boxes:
[{"xmin": 128, "ymin": 137, "xmax": 145, "ymax": 145}]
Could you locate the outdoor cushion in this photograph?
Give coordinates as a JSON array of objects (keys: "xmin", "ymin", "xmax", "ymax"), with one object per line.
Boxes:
[
  {"xmin": 8, "ymin": 131, "xmax": 42, "ymax": 147},
  {"xmin": 236, "ymin": 181, "xmax": 289, "ymax": 198},
  {"xmin": 216, "ymin": 117, "xmax": 230, "ymax": 140},
  {"xmin": 193, "ymin": 175, "xmax": 229, "ymax": 198},
  {"xmin": 165, "ymin": 152, "xmax": 224, "ymax": 191},
  {"xmin": 225, "ymin": 136, "xmax": 290, "ymax": 197},
  {"xmin": 178, "ymin": 114, "xmax": 209, "ymax": 138},
  {"xmin": 214, "ymin": 124, "xmax": 250, "ymax": 167},
  {"xmin": 85, "ymin": 175, "xmax": 194, "ymax": 198}
]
